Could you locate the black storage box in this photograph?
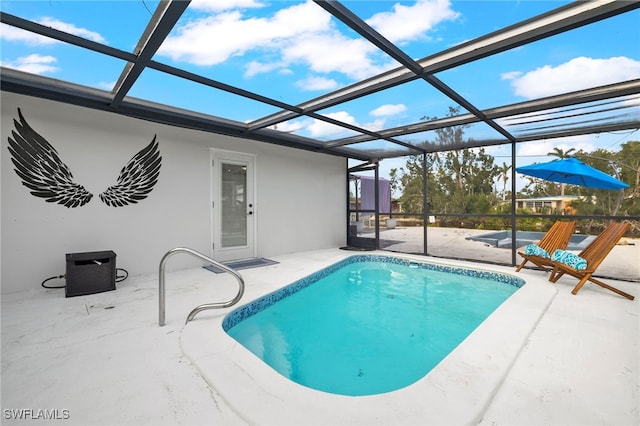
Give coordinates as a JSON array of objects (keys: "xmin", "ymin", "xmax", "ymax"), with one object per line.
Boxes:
[{"xmin": 65, "ymin": 251, "xmax": 116, "ymax": 297}]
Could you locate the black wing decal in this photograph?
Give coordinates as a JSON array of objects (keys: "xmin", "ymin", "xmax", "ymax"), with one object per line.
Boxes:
[
  {"xmin": 99, "ymin": 137, "xmax": 162, "ymax": 207},
  {"xmin": 7, "ymin": 108, "xmax": 93, "ymax": 208}
]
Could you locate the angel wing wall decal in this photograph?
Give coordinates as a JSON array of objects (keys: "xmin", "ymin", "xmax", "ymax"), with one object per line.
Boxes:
[
  {"xmin": 7, "ymin": 108, "xmax": 94, "ymax": 208},
  {"xmin": 99, "ymin": 137, "xmax": 162, "ymax": 207},
  {"xmin": 6, "ymin": 108, "xmax": 162, "ymax": 208}
]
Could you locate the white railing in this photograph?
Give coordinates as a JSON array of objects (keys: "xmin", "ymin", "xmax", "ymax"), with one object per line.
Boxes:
[{"xmin": 158, "ymin": 247, "xmax": 245, "ymax": 326}]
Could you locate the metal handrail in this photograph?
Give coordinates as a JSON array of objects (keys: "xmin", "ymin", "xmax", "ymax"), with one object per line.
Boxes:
[{"xmin": 158, "ymin": 247, "xmax": 245, "ymax": 326}]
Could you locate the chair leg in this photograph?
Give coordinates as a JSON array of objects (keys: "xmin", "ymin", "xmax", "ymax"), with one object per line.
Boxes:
[
  {"xmin": 571, "ymin": 275, "xmax": 591, "ymax": 295},
  {"xmin": 515, "ymin": 259, "xmax": 527, "ymax": 272},
  {"xmin": 549, "ymin": 266, "xmax": 563, "ymax": 283},
  {"xmin": 588, "ymin": 277, "xmax": 635, "ymax": 300}
]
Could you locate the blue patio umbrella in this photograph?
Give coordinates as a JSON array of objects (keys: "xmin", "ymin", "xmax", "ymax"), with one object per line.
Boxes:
[{"xmin": 516, "ymin": 158, "xmax": 629, "ymax": 190}]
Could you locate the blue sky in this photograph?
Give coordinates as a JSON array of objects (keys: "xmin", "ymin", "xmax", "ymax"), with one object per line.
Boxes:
[{"xmin": 1, "ymin": 0, "xmax": 639, "ymax": 188}]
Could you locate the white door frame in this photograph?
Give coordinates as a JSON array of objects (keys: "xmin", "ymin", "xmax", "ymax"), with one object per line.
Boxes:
[{"xmin": 210, "ymin": 149, "xmax": 257, "ymax": 262}]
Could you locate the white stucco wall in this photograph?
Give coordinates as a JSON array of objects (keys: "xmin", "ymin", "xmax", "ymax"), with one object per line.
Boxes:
[{"xmin": 1, "ymin": 92, "xmax": 346, "ymax": 294}]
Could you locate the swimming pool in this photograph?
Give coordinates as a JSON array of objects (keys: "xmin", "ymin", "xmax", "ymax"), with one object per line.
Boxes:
[
  {"xmin": 180, "ymin": 252, "xmax": 556, "ymax": 425},
  {"xmin": 223, "ymin": 255, "xmax": 523, "ymax": 396},
  {"xmin": 466, "ymin": 230, "xmax": 592, "ymax": 249}
]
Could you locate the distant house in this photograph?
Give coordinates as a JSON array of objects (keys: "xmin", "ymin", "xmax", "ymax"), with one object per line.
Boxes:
[{"xmin": 515, "ymin": 195, "xmax": 584, "ymax": 214}]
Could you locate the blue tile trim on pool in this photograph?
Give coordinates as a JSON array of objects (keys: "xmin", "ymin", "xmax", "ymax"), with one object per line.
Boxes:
[{"xmin": 222, "ymin": 255, "xmax": 525, "ymax": 331}]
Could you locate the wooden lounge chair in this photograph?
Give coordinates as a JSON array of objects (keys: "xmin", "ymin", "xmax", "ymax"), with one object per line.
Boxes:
[
  {"xmin": 548, "ymin": 221, "xmax": 634, "ymax": 300},
  {"xmin": 515, "ymin": 220, "xmax": 577, "ymax": 272}
]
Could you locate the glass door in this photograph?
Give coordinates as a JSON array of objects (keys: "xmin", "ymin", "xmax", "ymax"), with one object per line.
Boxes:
[{"xmin": 211, "ymin": 150, "xmax": 255, "ymax": 261}]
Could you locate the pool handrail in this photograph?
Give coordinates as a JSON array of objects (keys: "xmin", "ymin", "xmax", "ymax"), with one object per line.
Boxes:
[{"xmin": 158, "ymin": 247, "xmax": 245, "ymax": 326}]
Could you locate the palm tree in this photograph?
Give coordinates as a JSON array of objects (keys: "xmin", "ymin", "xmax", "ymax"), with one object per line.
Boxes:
[
  {"xmin": 497, "ymin": 162, "xmax": 511, "ymax": 201},
  {"xmin": 548, "ymin": 147, "xmax": 576, "ymax": 159},
  {"xmin": 547, "ymin": 147, "xmax": 576, "ymax": 195}
]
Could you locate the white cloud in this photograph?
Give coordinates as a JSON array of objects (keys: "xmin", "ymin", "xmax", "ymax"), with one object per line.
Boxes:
[
  {"xmin": 366, "ymin": 0, "xmax": 460, "ymax": 44},
  {"xmin": 500, "ymin": 71, "xmax": 521, "ymax": 81},
  {"xmin": 245, "ymin": 60, "xmax": 284, "ymax": 77},
  {"xmin": 370, "ymin": 104, "xmax": 407, "ymax": 117},
  {"xmin": 281, "ymin": 31, "xmax": 389, "ymax": 80},
  {"xmin": 517, "ymin": 136, "xmax": 594, "ymax": 158},
  {"xmin": 272, "ymin": 111, "xmax": 387, "ymax": 138},
  {"xmin": 308, "ymin": 111, "xmax": 358, "ymax": 137},
  {"xmin": 296, "ymin": 76, "xmax": 339, "ymax": 91},
  {"xmin": 268, "ymin": 119, "xmax": 306, "ymax": 133},
  {"xmin": 159, "ymin": 0, "xmax": 398, "ymax": 80},
  {"xmin": 160, "ymin": 0, "xmax": 460, "ymax": 81},
  {"xmin": 190, "ymin": 0, "xmax": 265, "ymax": 12},
  {"xmin": 504, "ymin": 56, "xmax": 640, "ymax": 99},
  {"xmin": 304, "ymin": 111, "xmax": 386, "ymax": 138},
  {"xmin": 0, "ymin": 23, "xmax": 57, "ymax": 45},
  {"xmin": 1, "ymin": 17, "xmax": 105, "ymax": 76},
  {"xmin": 1, "ymin": 18, "xmax": 105, "ymax": 45},
  {"xmin": 362, "ymin": 118, "xmax": 387, "ymax": 132},
  {"xmin": 2, "ymin": 54, "xmax": 58, "ymax": 74},
  {"xmin": 160, "ymin": 11, "xmax": 261, "ymax": 65},
  {"xmin": 245, "ymin": 61, "xmax": 296, "ymax": 78},
  {"xmin": 37, "ymin": 17, "xmax": 106, "ymax": 43},
  {"xmin": 159, "ymin": 2, "xmax": 332, "ymax": 66},
  {"xmin": 270, "ymin": 114, "xmax": 347, "ymax": 138}
]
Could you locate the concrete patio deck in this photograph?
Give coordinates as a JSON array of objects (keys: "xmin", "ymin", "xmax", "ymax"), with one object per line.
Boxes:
[{"xmin": 1, "ymin": 245, "xmax": 638, "ymax": 425}]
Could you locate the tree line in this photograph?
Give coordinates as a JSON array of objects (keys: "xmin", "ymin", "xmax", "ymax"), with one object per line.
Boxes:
[{"xmin": 389, "ymin": 108, "xmax": 640, "ymax": 233}]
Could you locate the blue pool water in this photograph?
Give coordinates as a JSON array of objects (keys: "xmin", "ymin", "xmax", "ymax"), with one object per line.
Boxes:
[{"xmin": 223, "ymin": 255, "xmax": 523, "ymax": 396}]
